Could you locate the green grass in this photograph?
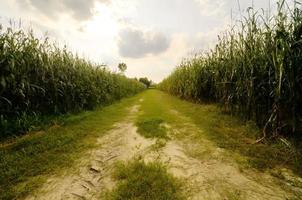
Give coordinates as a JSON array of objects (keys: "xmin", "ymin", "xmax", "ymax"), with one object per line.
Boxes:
[
  {"xmin": 0, "ymin": 94, "xmax": 142, "ymax": 200},
  {"xmin": 141, "ymin": 90, "xmax": 302, "ymax": 176},
  {"xmin": 136, "ymin": 118, "xmax": 168, "ymax": 139},
  {"xmin": 137, "ymin": 90, "xmax": 172, "ymax": 120},
  {"xmin": 135, "ymin": 89, "xmax": 179, "ymax": 139},
  {"xmin": 107, "ymin": 160, "xmax": 184, "ymax": 200}
]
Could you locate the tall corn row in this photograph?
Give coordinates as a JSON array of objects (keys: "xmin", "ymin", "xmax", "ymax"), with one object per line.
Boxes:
[
  {"xmin": 0, "ymin": 27, "xmax": 145, "ymax": 138},
  {"xmin": 159, "ymin": 1, "xmax": 302, "ymax": 138}
]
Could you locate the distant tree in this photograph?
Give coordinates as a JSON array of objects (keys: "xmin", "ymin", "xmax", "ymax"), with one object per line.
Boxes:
[
  {"xmin": 139, "ymin": 77, "xmax": 152, "ymax": 88},
  {"xmin": 118, "ymin": 63, "xmax": 127, "ymax": 73}
]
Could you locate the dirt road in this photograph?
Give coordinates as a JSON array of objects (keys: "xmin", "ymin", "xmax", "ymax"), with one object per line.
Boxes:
[{"xmin": 25, "ymin": 90, "xmax": 302, "ymax": 200}]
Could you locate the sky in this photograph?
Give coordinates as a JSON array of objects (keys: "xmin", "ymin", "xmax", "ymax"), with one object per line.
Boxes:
[{"xmin": 0, "ymin": 0, "xmax": 277, "ymax": 82}]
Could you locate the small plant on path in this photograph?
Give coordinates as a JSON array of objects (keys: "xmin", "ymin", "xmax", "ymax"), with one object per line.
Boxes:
[
  {"xmin": 136, "ymin": 118, "xmax": 168, "ymax": 139},
  {"xmin": 107, "ymin": 159, "xmax": 184, "ymax": 200}
]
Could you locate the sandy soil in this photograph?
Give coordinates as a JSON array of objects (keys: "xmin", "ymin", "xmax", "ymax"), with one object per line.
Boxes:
[
  {"xmin": 25, "ymin": 105, "xmax": 302, "ymax": 200},
  {"xmin": 25, "ymin": 105, "xmax": 156, "ymax": 200}
]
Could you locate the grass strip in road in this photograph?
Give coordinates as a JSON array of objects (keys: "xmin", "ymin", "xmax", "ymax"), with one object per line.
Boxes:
[
  {"xmin": 107, "ymin": 160, "xmax": 184, "ymax": 200},
  {"xmin": 135, "ymin": 89, "xmax": 178, "ymax": 139},
  {"xmin": 0, "ymin": 94, "xmax": 142, "ymax": 200},
  {"xmin": 136, "ymin": 118, "xmax": 168, "ymax": 139}
]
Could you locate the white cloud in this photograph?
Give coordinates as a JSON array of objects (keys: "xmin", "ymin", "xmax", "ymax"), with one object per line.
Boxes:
[
  {"xmin": 118, "ymin": 27, "xmax": 170, "ymax": 58},
  {"xmin": 194, "ymin": 0, "xmax": 227, "ymax": 17},
  {"xmin": 16, "ymin": 0, "xmax": 110, "ymax": 21},
  {"xmin": 123, "ymin": 33, "xmax": 192, "ymax": 82}
]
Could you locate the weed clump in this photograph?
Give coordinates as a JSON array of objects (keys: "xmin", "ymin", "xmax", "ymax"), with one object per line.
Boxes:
[
  {"xmin": 136, "ymin": 118, "xmax": 168, "ymax": 139},
  {"xmin": 108, "ymin": 160, "xmax": 184, "ymax": 200}
]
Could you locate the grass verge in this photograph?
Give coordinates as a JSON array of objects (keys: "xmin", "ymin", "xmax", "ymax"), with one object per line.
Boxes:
[
  {"xmin": 145, "ymin": 90, "xmax": 302, "ymax": 176},
  {"xmin": 0, "ymin": 94, "xmax": 142, "ymax": 200},
  {"xmin": 107, "ymin": 160, "xmax": 183, "ymax": 200}
]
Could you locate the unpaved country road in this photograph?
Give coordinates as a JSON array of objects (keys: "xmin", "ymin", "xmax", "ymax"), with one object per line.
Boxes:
[{"xmin": 25, "ymin": 91, "xmax": 302, "ymax": 200}]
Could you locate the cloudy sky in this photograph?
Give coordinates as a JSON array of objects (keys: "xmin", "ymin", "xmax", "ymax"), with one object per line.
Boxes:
[{"xmin": 0, "ymin": 0, "xmax": 274, "ymax": 82}]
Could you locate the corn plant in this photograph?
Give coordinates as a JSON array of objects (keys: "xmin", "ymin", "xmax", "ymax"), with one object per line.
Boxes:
[
  {"xmin": 159, "ymin": 0, "xmax": 302, "ymax": 140},
  {"xmin": 0, "ymin": 26, "xmax": 145, "ymax": 138}
]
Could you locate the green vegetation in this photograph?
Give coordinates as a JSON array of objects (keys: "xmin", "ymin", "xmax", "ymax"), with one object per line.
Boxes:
[
  {"xmin": 118, "ymin": 63, "xmax": 127, "ymax": 73},
  {"xmin": 139, "ymin": 77, "xmax": 152, "ymax": 88},
  {"xmin": 140, "ymin": 90, "xmax": 302, "ymax": 176},
  {"xmin": 107, "ymin": 160, "xmax": 183, "ymax": 200},
  {"xmin": 136, "ymin": 118, "xmax": 167, "ymax": 139},
  {"xmin": 167, "ymin": 92, "xmax": 302, "ymax": 176},
  {"xmin": 0, "ymin": 26, "xmax": 144, "ymax": 139},
  {"xmin": 135, "ymin": 89, "xmax": 178, "ymax": 139},
  {"xmin": 136, "ymin": 90, "xmax": 177, "ymax": 123},
  {"xmin": 159, "ymin": 1, "xmax": 302, "ymax": 140},
  {"xmin": 0, "ymin": 95, "xmax": 140, "ymax": 200},
  {"xmin": 1, "ymin": 0, "xmax": 302, "ymax": 197}
]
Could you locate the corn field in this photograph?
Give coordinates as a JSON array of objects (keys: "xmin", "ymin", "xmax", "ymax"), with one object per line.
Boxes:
[
  {"xmin": 0, "ymin": 26, "xmax": 145, "ymax": 138},
  {"xmin": 159, "ymin": 1, "xmax": 302, "ymax": 139}
]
